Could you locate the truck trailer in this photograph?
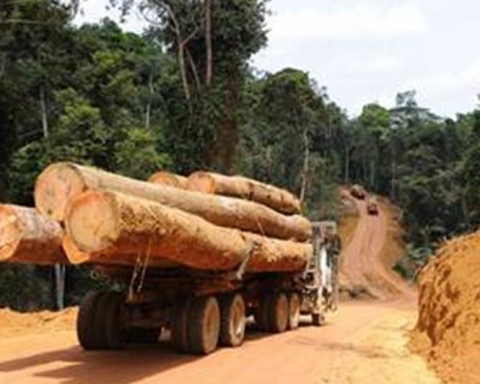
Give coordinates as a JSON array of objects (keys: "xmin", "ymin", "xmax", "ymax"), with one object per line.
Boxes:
[{"xmin": 76, "ymin": 221, "xmax": 335, "ymax": 355}]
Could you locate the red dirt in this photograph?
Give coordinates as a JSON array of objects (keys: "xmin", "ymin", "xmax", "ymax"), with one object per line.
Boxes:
[
  {"xmin": 0, "ymin": 307, "xmax": 77, "ymax": 339},
  {"xmin": 0, "ymin": 192, "xmax": 439, "ymax": 384},
  {"xmin": 411, "ymin": 231, "xmax": 480, "ymax": 384}
]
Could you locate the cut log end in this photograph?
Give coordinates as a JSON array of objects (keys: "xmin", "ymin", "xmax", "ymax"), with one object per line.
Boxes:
[
  {"xmin": 148, "ymin": 172, "xmax": 187, "ymax": 189},
  {"xmin": 0, "ymin": 204, "xmax": 66, "ymax": 264},
  {"xmin": 186, "ymin": 172, "xmax": 217, "ymax": 194},
  {"xmin": 62, "ymin": 235, "xmax": 90, "ymax": 264},
  {"xmin": 34, "ymin": 162, "xmax": 87, "ymax": 221},
  {"xmin": 66, "ymin": 190, "xmax": 119, "ymax": 253},
  {"xmin": 0, "ymin": 206, "xmax": 22, "ymax": 262},
  {"xmin": 186, "ymin": 171, "xmax": 301, "ymax": 215}
]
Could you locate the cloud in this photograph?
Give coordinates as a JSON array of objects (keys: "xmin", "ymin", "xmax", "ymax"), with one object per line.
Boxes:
[
  {"xmin": 341, "ymin": 57, "xmax": 403, "ymax": 75},
  {"xmin": 73, "ymin": 0, "xmax": 146, "ymax": 33},
  {"xmin": 269, "ymin": 4, "xmax": 428, "ymax": 40},
  {"xmin": 405, "ymin": 60, "xmax": 480, "ymax": 92}
]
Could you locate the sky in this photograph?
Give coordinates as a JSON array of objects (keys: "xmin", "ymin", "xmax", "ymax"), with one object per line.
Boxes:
[{"xmin": 75, "ymin": 0, "xmax": 480, "ymax": 118}]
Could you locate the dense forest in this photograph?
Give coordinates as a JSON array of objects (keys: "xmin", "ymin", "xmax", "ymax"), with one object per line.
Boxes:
[{"xmin": 1, "ymin": 0, "xmax": 480, "ymax": 309}]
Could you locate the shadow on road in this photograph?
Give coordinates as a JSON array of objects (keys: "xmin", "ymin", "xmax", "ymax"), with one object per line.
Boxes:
[{"xmin": 0, "ymin": 325, "xmax": 323, "ymax": 384}]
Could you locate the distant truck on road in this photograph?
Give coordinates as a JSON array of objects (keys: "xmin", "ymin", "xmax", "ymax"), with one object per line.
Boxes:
[
  {"xmin": 350, "ymin": 184, "xmax": 366, "ymax": 199},
  {"xmin": 367, "ymin": 197, "xmax": 379, "ymax": 215}
]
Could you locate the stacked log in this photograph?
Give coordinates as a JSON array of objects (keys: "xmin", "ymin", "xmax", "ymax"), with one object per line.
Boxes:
[
  {"xmin": 148, "ymin": 171, "xmax": 187, "ymax": 189},
  {"xmin": 62, "ymin": 235, "xmax": 180, "ymax": 268},
  {"xmin": 0, "ymin": 205, "xmax": 67, "ymax": 264},
  {"xmin": 0, "ymin": 162, "xmax": 314, "ymax": 272},
  {"xmin": 35, "ymin": 162, "xmax": 311, "ymax": 241},
  {"xmin": 64, "ymin": 190, "xmax": 311, "ymax": 272},
  {"xmin": 186, "ymin": 171, "xmax": 301, "ymax": 215}
]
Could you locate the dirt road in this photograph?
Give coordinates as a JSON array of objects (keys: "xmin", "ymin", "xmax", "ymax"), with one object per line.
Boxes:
[
  {"xmin": 0, "ymin": 195, "xmax": 440, "ymax": 384},
  {"xmin": 340, "ymin": 197, "xmax": 413, "ymax": 299}
]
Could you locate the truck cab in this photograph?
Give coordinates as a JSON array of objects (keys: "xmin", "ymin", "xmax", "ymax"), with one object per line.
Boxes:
[{"xmin": 301, "ymin": 221, "xmax": 339, "ymax": 324}]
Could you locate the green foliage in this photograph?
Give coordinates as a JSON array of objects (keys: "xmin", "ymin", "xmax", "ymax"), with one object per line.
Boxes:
[
  {"xmin": 0, "ymin": 265, "xmax": 53, "ymax": 311},
  {"xmin": 128, "ymin": 0, "xmax": 269, "ymax": 172},
  {"xmin": 115, "ymin": 127, "xmax": 171, "ymax": 179},
  {"xmin": 236, "ymin": 68, "xmax": 344, "ymax": 219}
]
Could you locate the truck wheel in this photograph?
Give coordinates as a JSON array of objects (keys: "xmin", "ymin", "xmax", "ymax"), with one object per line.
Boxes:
[
  {"xmin": 102, "ymin": 292, "xmax": 125, "ymax": 350},
  {"xmin": 312, "ymin": 313, "xmax": 325, "ymax": 327},
  {"xmin": 77, "ymin": 291, "xmax": 105, "ymax": 350},
  {"xmin": 187, "ymin": 296, "xmax": 220, "ymax": 355},
  {"xmin": 288, "ymin": 293, "xmax": 301, "ymax": 330},
  {"xmin": 267, "ymin": 292, "xmax": 289, "ymax": 333},
  {"xmin": 171, "ymin": 299, "xmax": 191, "ymax": 353},
  {"xmin": 219, "ymin": 294, "xmax": 246, "ymax": 347}
]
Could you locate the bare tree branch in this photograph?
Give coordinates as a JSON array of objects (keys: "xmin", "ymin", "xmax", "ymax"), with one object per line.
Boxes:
[
  {"xmin": 163, "ymin": 3, "xmax": 192, "ymax": 101},
  {"xmin": 0, "ymin": 19, "xmax": 49, "ymax": 25},
  {"xmin": 0, "ymin": 55, "xmax": 6, "ymax": 80},
  {"xmin": 299, "ymin": 127, "xmax": 310, "ymax": 204},
  {"xmin": 185, "ymin": 47, "xmax": 201, "ymax": 93},
  {"xmin": 205, "ymin": 0, "xmax": 213, "ymax": 86}
]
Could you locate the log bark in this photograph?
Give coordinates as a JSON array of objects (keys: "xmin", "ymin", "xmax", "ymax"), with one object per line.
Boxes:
[
  {"xmin": 0, "ymin": 205, "xmax": 67, "ymax": 264},
  {"xmin": 147, "ymin": 172, "xmax": 187, "ymax": 189},
  {"xmin": 62, "ymin": 235, "xmax": 180, "ymax": 268},
  {"xmin": 35, "ymin": 162, "xmax": 311, "ymax": 241},
  {"xmin": 187, "ymin": 171, "xmax": 301, "ymax": 215},
  {"xmin": 65, "ymin": 190, "xmax": 312, "ymax": 273}
]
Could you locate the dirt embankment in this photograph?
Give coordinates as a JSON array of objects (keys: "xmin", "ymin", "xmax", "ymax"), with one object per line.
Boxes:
[
  {"xmin": 0, "ymin": 307, "xmax": 77, "ymax": 339},
  {"xmin": 410, "ymin": 231, "xmax": 480, "ymax": 384}
]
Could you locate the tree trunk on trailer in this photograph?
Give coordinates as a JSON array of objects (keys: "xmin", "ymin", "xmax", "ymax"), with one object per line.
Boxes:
[
  {"xmin": 147, "ymin": 171, "xmax": 187, "ymax": 189},
  {"xmin": 62, "ymin": 235, "xmax": 181, "ymax": 269},
  {"xmin": 0, "ymin": 204, "xmax": 67, "ymax": 264},
  {"xmin": 65, "ymin": 190, "xmax": 312, "ymax": 272},
  {"xmin": 35, "ymin": 163, "xmax": 311, "ymax": 241},
  {"xmin": 186, "ymin": 172, "xmax": 301, "ymax": 215}
]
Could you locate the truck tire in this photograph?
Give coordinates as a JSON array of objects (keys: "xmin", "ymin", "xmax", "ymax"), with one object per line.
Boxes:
[
  {"xmin": 312, "ymin": 313, "xmax": 325, "ymax": 327},
  {"xmin": 171, "ymin": 298, "xmax": 191, "ymax": 353},
  {"xmin": 288, "ymin": 293, "xmax": 301, "ymax": 330},
  {"xmin": 102, "ymin": 292, "xmax": 125, "ymax": 350},
  {"xmin": 267, "ymin": 292, "xmax": 289, "ymax": 333},
  {"xmin": 86, "ymin": 291, "xmax": 126, "ymax": 350},
  {"xmin": 187, "ymin": 296, "xmax": 220, "ymax": 355},
  {"xmin": 77, "ymin": 291, "xmax": 105, "ymax": 350},
  {"xmin": 219, "ymin": 293, "xmax": 246, "ymax": 347}
]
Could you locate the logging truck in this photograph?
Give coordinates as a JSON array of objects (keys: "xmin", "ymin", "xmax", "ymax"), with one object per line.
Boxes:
[
  {"xmin": 350, "ymin": 184, "xmax": 366, "ymax": 200},
  {"xmin": 367, "ymin": 197, "xmax": 379, "ymax": 215},
  {"xmin": 0, "ymin": 162, "xmax": 333, "ymax": 356},
  {"xmin": 75, "ymin": 219, "xmax": 334, "ymax": 355}
]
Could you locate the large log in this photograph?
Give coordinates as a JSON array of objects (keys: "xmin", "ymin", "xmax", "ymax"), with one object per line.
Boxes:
[
  {"xmin": 0, "ymin": 205, "xmax": 67, "ymax": 264},
  {"xmin": 35, "ymin": 162, "xmax": 311, "ymax": 241},
  {"xmin": 65, "ymin": 190, "xmax": 312, "ymax": 272},
  {"xmin": 148, "ymin": 171, "xmax": 187, "ymax": 189},
  {"xmin": 186, "ymin": 171, "xmax": 301, "ymax": 215},
  {"xmin": 62, "ymin": 236, "xmax": 180, "ymax": 268}
]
